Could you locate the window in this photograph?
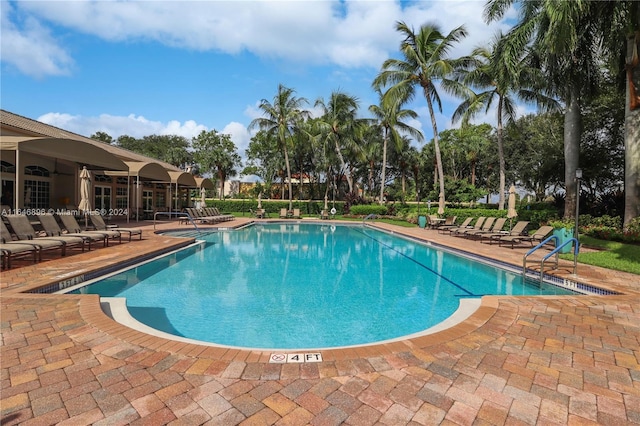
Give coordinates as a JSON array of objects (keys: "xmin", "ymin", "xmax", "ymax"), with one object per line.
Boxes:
[
  {"xmin": 1, "ymin": 161, "xmax": 15, "ymax": 173},
  {"xmin": 24, "ymin": 165, "xmax": 49, "ymax": 177},
  {"xmin": 24, "ymin": 180, "xmax": 50, "ymax": 209}
]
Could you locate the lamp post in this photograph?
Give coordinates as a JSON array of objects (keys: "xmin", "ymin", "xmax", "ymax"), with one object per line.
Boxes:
[{"xmin": 575, "ymin": 168, "xmax": 582, "ymax": 243}]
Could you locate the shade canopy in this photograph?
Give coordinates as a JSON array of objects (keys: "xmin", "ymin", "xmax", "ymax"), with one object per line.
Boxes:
[
  {"xmin": 194, "ymin": 177, "xmax": 215, "ymax": 190},
  {"xmin": 105, "ymin": 161, "xmax": 171, "ymax": 181},
  {"xmin": 167, "ymin": 171, "xmax": 197, "ymax": 187},
  {"xmin": 0, "ymin": 136, "xmax": 128, "ymax": 171}
]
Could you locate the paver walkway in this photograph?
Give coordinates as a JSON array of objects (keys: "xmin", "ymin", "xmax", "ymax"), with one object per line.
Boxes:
[{"xmin": 2, "ymin": 217, "xmax": 639, "ymax": 425}]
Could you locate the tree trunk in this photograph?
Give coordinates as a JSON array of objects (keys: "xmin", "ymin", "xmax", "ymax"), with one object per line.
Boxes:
[
  {"xmin": 284, "ymin": 145, "xmax": 293, "ymax": 210},
  {"xmin": 497, "ymin": 100, "xmax": 506, "ymax": 210},
  {"xmin": 426, "ymin": 94, "xmax": 446, "ymax": 203},
  {"xmin": 379, "ymin": 127, "xmax": 389, "ymax": 204},
  {"xmin": 334, "ymin": 137, "xmax": 354, "ymax": 194},
  {"xmin": 563, "ymin": 86, "xmax": 582, "ymax": 219},
  {"xmin": 624, "ymin": 31, "xmax": 640, "ymax": 230}
]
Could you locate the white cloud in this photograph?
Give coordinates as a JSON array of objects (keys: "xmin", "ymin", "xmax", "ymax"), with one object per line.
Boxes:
[
  {"xmin": 0, "ymin": 0, "xmax": 73, "ymax": 78},
  {"xmin": 11, "ymin": 0, "xmax": 510, "ymax": 76},
  {"xmin": 221, "ymin": 121, "xmax": 251, "ymax": 158},
  {"xmin": 37, "ymin": 112, "xmax": 208, "ymax": 140}
]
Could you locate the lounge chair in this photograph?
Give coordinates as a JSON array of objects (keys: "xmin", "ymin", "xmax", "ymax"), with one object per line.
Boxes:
[
  {"xmin": 455, "ymin": 217, "xmax": 495, "ymax": 237},
  {"xmin": 89, "ymin": 214, "xmax": 142, "ymax": 241},
  {"xmin": 480, "ymin": 221, "xmax": 530, "ymax": 244},
  {"xmin": 186, "ymin": 207, "xmax": 218, "ymax": 223},
  {"xmin": 292, "ymin": 208, "xmax": 301, "ymax": 219},
  {"xmin": 58, "ymin": 214, "xmax": 121, "ymax": 246},
  {"xmin": 37, "ymin": 213, "xmax": 105, "ymax": 250},
  {"xmin": 467, "ymin": 218, "xmax": 507, "ymax": 239},
  {"xmin": 498, "ymin": 225, "xmax": 555, "ymax": 248},
  {"xmin": 438, "ymin": 217, "xmax": 472, "ymax": 234},
  {"xmin": 251, "ymin": 208, "xmax": 266, "ymax": 219},
  {"xmin": 207, "ymin": 207, "xmax": 234, "ymax": 222},
  {"xmin": 279, "ymin": 208, "xmax": 289, "ymax": 219},
  {"xmin": 1, "ymin": 240, "xmax": 40, "ymax": 269},
  {"xmin": 447, "ymin": 217, "xmax": 485, "ymax": 236},
  {"xmin": 3, "ymin": 215, "xmax": 85, "ymax": 256},
  {"xmin": 320, "ymin": 209, "xmax": 329, "ymax": 220}
]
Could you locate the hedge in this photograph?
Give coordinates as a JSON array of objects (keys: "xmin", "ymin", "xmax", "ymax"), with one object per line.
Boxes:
[{"xmin": 205, "ymin": 199, "xmax": 346, "ymax": 216}]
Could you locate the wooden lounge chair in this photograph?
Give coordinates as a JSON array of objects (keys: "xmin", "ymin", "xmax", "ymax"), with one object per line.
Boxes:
[
  {"xmin": 58, "ymin": 213, "xmax": 121, "ymax": 246},
  {"xmin": 37, "ymin": 213, "xmax": 104, "ymax": 250},
  {"xmin": 455, "ymin": 217, "xmax": 495, "ymax": 237},
  {"xmin": 280, "ymin": 208, "xmax": 289, "ymax": 219},
  {"xmin": 89, "ymin": 214, "xmax": 142, "ymax": 241},
  {"xmin": 438, "ymin": 217, "xmax": 472, "ymax": 234},
  {"xmin": 480, "ymin": 221, "xmax": 530, "ymax": 244},
  {"xmin": 498, "ymin": 225, "xmax": 555, "ymax": 248},
  {"xmin": 292, "ymin": 208, "xmax": 301, "ymax": 219},
  {"xmin": 3, "ymin": 215, "xmax": 85, "ymax": 256}
]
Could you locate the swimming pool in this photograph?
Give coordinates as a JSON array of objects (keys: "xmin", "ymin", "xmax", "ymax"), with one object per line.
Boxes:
[{"xmin": 68, "ymin": 223, "xmax": 577, "ymax": 349}]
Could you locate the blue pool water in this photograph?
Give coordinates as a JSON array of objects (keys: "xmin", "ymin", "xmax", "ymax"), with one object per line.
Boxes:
[{"xmin": 70, "ymin": 223, "xmax": 576, "ymax": 349}]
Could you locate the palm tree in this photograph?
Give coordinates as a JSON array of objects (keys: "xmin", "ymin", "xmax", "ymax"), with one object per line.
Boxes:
[
  {"xmin": 249, "ymin": 84, "xmax": 309, "ymax": 210},
  {"xmin": 315, "ymin": 91, "xmax": 363, "ymax": 195},
  {"xmin": 484, "ymin": 1, "xmax": 604, "ymax": 219},
  {"xmin": 373, "ymin": 21, "xmax": 470, "ymax": 208},
  {"xmin": 453, "ymin": 33, "xmax": 558, "ymax": 209},
  {"xmin": 369, "ymin": 88, "xmax": 423, "ymax": 204}
]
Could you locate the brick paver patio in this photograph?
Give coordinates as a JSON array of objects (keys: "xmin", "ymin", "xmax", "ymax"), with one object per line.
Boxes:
[{"xmin": 2, "ymin": 217, "xmax": 639, "ymax": 425}]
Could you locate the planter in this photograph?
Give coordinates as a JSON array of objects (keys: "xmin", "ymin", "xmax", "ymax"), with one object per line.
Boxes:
[
  {"xmin": 553, "ymin": 227, "xmax": 574, "ymax": 254},
  {"xmin": 418, "ymin": 215, "xmax": 427, "ymax": 228}
]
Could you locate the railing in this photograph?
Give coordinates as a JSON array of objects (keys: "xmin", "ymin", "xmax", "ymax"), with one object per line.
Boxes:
[
  {"xmin": 153, "ymin": 211, "xmax": 199, "ymax": 233},
  {"xmin": 363, "ymin": 214, "xmax": 377, "ymax": 226},
  {"xmin": 523, "ymin": 235, "xmax": 580, "ymax": 282}
]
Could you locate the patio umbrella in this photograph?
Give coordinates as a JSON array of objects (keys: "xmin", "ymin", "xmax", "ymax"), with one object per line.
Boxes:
[
  {"xmin": 437, "ymin": 192, "xmax": 445, "ymax": 216},
  {"xmin": 257, "ymin": 192, "xmax": 262, "ymax": 209},
  {"xmin": 324, "ymin": 195, "xmax": 328, "ymax": 211},
  {"xmin": 78, "ymin": 166, "xmax": 92, "ymax": 227},
  {"xmin": 200, "ymin": 187, "xmax": 207, "ymax": 208},
  {"xmin": 507, "ymin": 185, "xmax": 518, "ymax": 230}
]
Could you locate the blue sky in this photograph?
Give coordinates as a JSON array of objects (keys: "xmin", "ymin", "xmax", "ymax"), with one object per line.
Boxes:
[{"xmin": 1, "ymin": 0, "xmax": 517, "ymax": 169}]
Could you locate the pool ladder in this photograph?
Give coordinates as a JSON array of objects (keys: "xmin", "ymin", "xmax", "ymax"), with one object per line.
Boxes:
[
  {"xmin": 363, "ymin": 214, "xmax": 377, "ymax": 226},
  {"xmin": 523, "ymin": 235, "xmax": 579, "ymax": 282},
  {"xmin": 153, "ymin": 211, "xmax": 200, "ymax": 234}
]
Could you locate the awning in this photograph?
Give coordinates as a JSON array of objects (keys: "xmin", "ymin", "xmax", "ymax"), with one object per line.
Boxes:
[
  {"xmin": 105, "ymin": 161, "xmax": 171, "ymax": 181},
  {"xmin": 0, "ymin": 136, "xmax": 128, "ymax": 171},
  {"xmin": 167, "ymin": 171, "xmax": 197, "ymax": 187},
  {"xmin": 194, "ymin": 177, "xmax": 215, "ymax": 189}
]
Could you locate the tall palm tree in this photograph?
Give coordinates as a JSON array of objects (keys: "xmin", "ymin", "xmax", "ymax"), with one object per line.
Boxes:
[
  {"xmin": 315, "ymin": 91, "xmax": 363, "ymax": 195},
  {"xmin": 484, "ymin": 1, "xmax": 603, "ymax": 219},
  {"xmin": 249, "ymin": 84, "xmax": 309, "ymax": 210},
  {"xmin": 453, "ymin": 33, "xmax": 558, "ymax": 209},
  {"xmin": 593, "ymin": 1, "xmax": 640, "ymax": 229},
  {"xmin": 373, "ymin": 21, "xmax": 470, "ymax": 207},
  {"xmin": 369, "ymin": 88, "xmax": 423, "ymax": 204}
]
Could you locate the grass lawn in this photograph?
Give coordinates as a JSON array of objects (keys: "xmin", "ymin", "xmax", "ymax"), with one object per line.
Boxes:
[{"xmin": 560, "ymin": 235, "xmax": 640, "ymax": 275}]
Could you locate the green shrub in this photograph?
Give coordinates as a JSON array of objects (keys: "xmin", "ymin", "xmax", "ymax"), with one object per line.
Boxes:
[{"xmin": 349, "ymin": 204, "xmax": 388, "ymax": 216}]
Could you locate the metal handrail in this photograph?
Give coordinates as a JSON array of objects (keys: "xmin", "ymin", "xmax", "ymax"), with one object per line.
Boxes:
[
  {"xmin": 523, "ymin": 235, "xmax": 579, "ymax": 283},
  {"xmin": 363, "ymin": 214, "xmax": 377, "ymax": 226},
  {"xmin": 541, "ymin": 238, "xmax": 579, "ymax": 281},
  {"xmin": 523, "ymin": 235, "xmax": 558, "ymax": 276},
  {"xmin": 153, "ymin": 211, "xmax": 199, "ymax": 233}
]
